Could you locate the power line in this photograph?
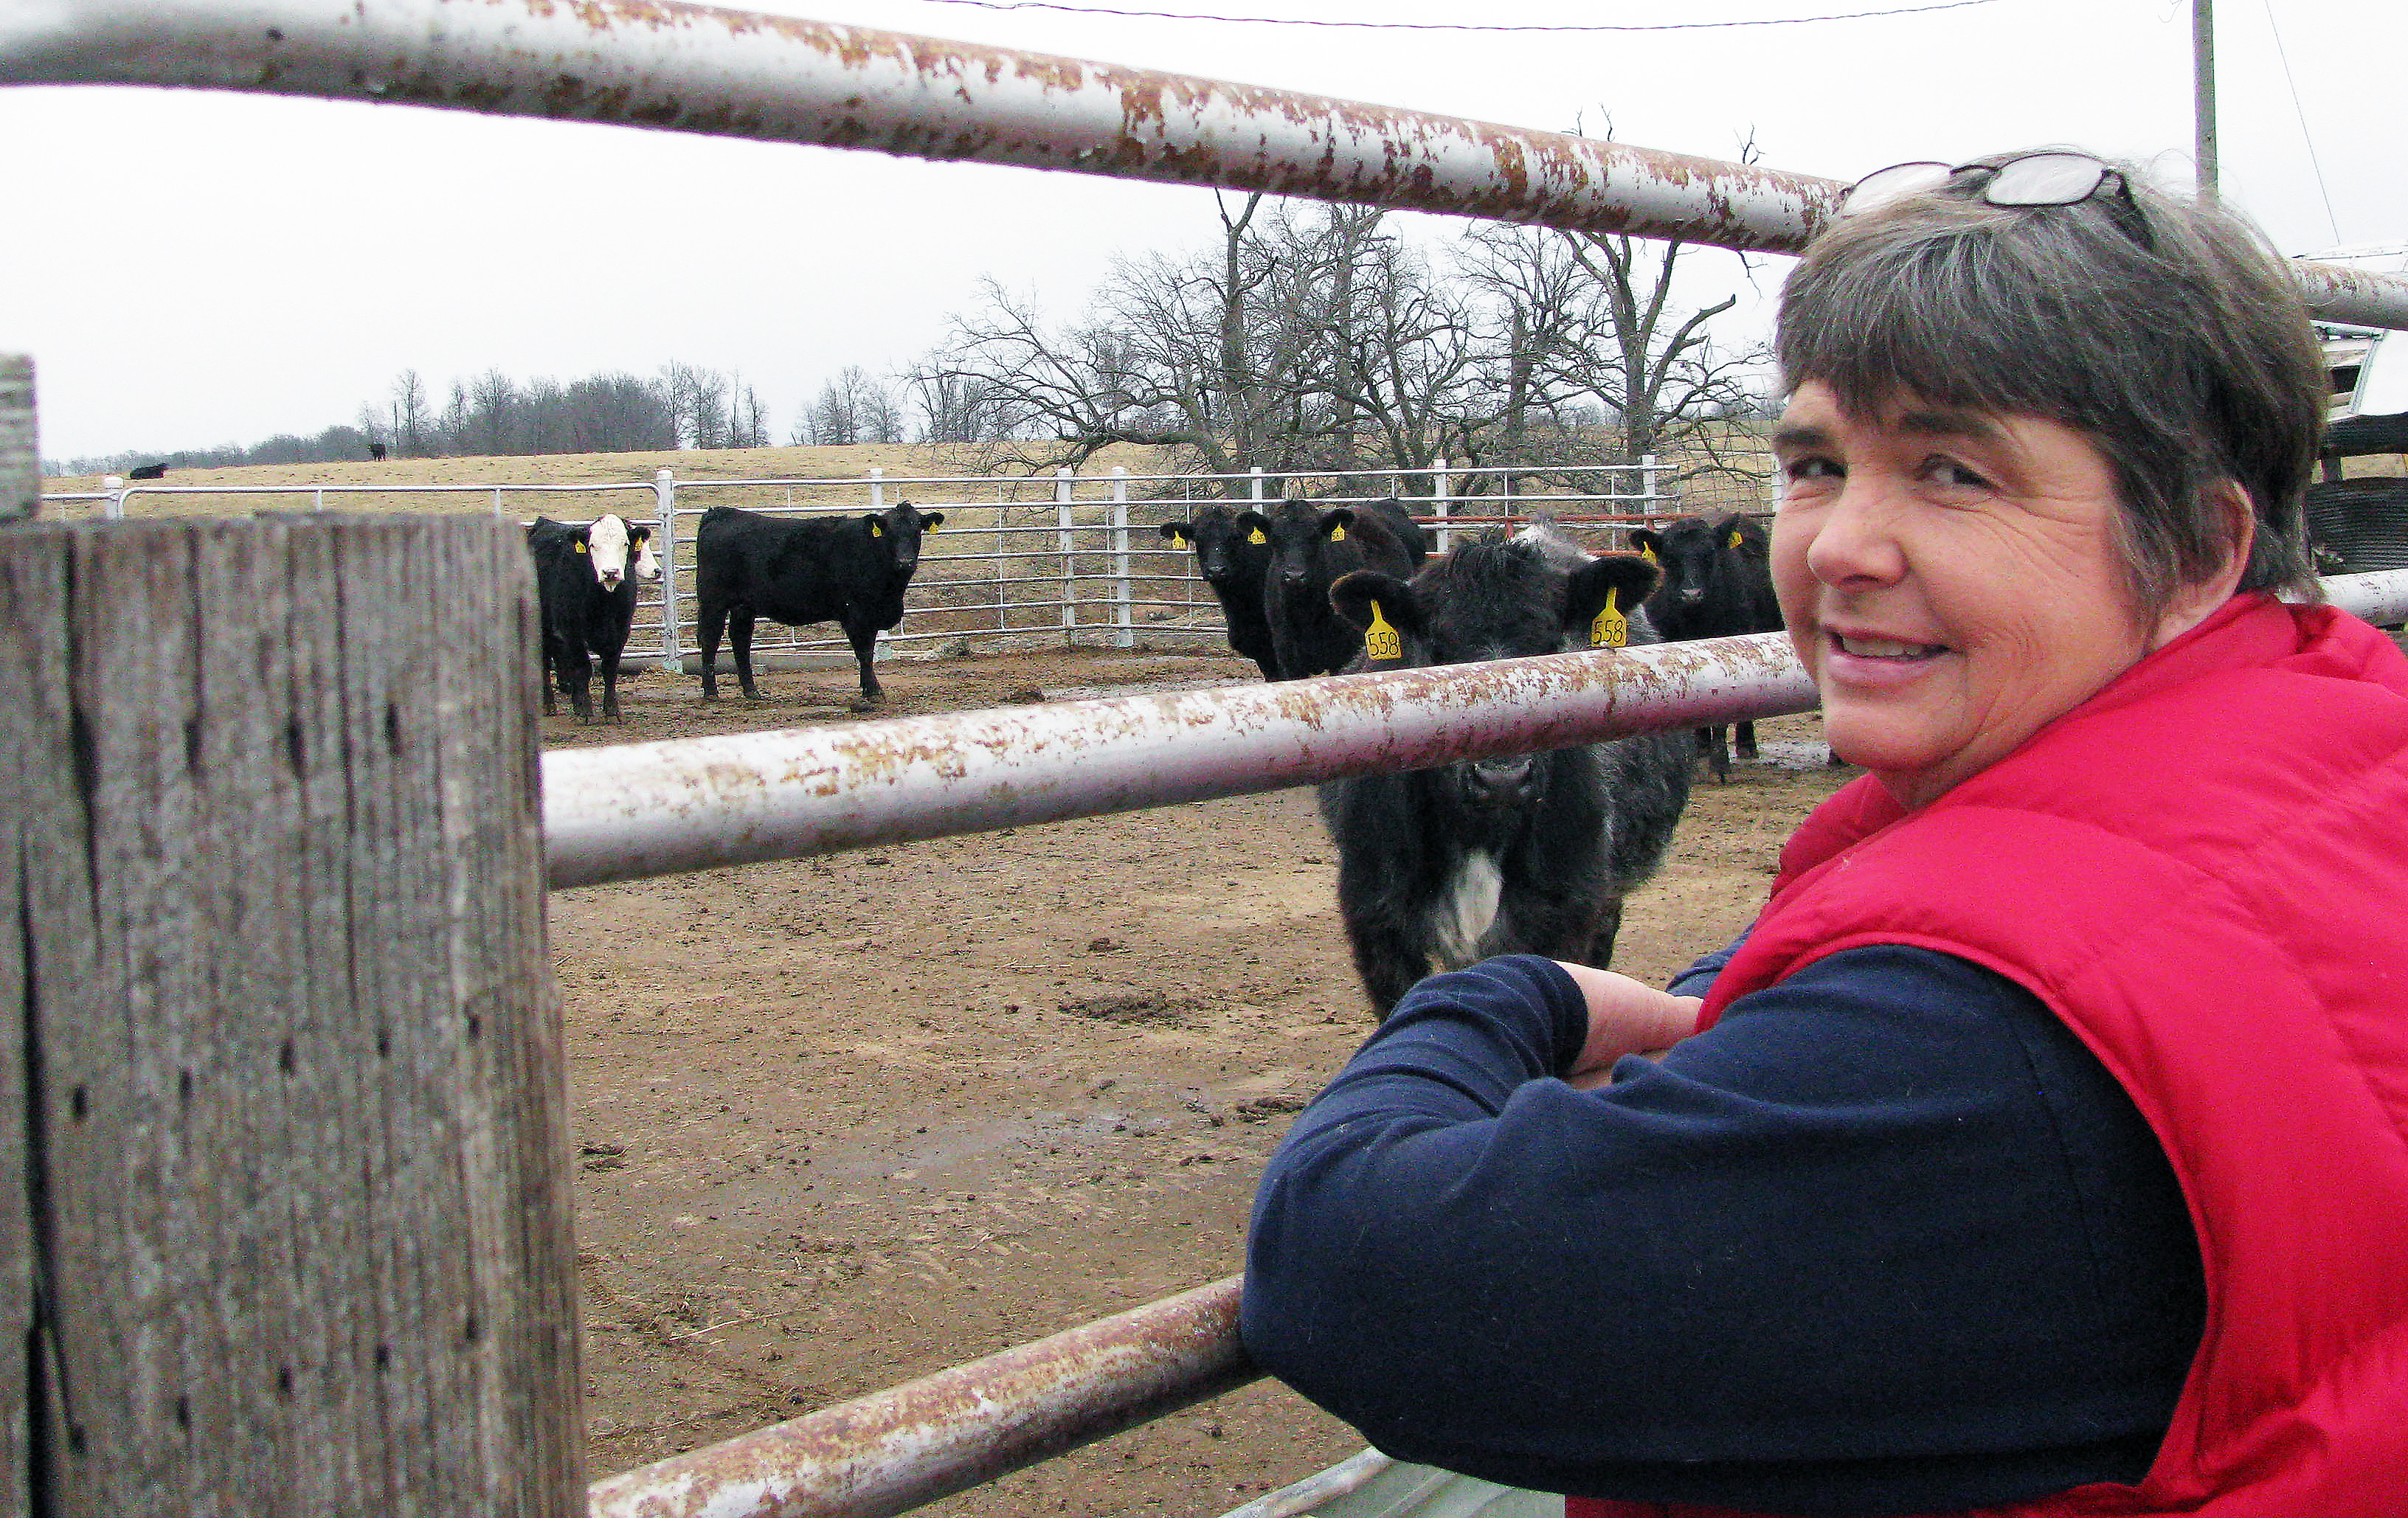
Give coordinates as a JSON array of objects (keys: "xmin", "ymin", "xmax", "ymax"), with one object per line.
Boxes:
[
  {"xmin": 2258, "ymin": 0, "xmax": 2339, "ymax": 244},
  {"xmin": 910, "ymin": 0, "xmax": 2007, "ymax": 33}
]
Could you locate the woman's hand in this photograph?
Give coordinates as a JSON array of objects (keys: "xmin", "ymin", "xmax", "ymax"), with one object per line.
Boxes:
[{"xmin": 1552, "ymin": 960, "xmax": 1703, "ymax": 1091}]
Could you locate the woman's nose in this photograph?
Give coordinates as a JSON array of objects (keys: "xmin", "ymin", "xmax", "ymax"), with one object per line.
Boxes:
[{"xmin": 1802, "ymin": 477, "xmax": 1907, "ymax": 587}]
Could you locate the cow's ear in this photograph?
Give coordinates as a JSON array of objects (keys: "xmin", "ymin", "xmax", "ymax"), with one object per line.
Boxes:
[
  {"xmin": 1565, "ymin": 555, "xmax": 1659, "ymax": 640},
  {"xmin": 1727, "ymin": 517, "xmax": 1768, "ymax": 558},
  {"xmin": 865, "ymin": 513, "xmax": 886, "ymax": 538},
  {"xmin": 1319, "ymin": 507, "xmax": 1357, "ymax": 542},
  {"xmin": 1159, "ymin": 521, "xmax": 1191, "ymax": 543},
  {"xmin": 1235, "ymin": 510, "xmax": 1270, "ymax": 545},
  {"xmin": 922, "ymin": 512, "xmax": 944, "ymax": 530},
  {"xmin": 1329, "ymin": 571, "xmax": 1423, "ymax": 653}
]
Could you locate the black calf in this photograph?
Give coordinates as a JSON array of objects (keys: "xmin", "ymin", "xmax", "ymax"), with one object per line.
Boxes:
[
  {"xmin": 1627, "ymin": 513, "xmax": 1782, "ymax": 780},
  {"xmin": 695, "ymin": 502, "xmax": 944, "ymax": 707},
  {"xmin": 1316, "ymin": 530, "xmax": 1695, "ymax": 1017},
  {"xmin": 1160, "ymin": 505, "xmax": 1277, "ymax": 679},
  {"xmin": 527, "ymin": 514, "xmax": 657, "ymax": 724},
  {"xmin": 1239, "ymin": 498, "xmax": 1420, "ymax": 679}
]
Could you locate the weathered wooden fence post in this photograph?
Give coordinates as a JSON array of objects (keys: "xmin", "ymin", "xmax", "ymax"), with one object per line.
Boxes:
[{"xmin": 0, "ymin": 450, "xmax": 583, "ymax": 1514}]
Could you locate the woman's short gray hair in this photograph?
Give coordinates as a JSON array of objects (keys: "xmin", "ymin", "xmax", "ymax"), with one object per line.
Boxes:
[{"xmin": 1776, "ymin": 153, "xmax": 2326, "ymax": 611}]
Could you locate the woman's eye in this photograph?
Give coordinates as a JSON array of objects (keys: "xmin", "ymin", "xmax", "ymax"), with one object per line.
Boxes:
[{"xmin": 1921, "ymin": 457, "xmax": 1993, "ymax": 491}]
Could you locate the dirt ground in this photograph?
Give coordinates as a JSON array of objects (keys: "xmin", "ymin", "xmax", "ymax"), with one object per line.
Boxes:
[{"xmin": 544, "ymin": 644, "xmax": 1857, "ymax": 1514}]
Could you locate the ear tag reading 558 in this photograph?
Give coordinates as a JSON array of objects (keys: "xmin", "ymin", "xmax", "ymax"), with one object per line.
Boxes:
[
  {"xmin": 1364, "ymin": 602, "xmax": 1404, "ymax": 663},
  {"xmin": 1248, "ymin": 527, "xmax": 1267, "ymax": 545},
  {"xmin": 1591, "ymin": 588, "xmax": 1628, "ymax": 649}
]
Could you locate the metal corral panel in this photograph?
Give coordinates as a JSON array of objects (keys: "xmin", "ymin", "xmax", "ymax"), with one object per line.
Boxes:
[
  {"xmin": 2308, "ymin": 479, "xmax": 2408, "ymax": 572},
  {"xmin": 1217, "ymin": 1450, "xmax": 1559, "ymax": 1518}
]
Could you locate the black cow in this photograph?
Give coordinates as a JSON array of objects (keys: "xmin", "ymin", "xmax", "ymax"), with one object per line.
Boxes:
[
  {"xmin": 128, "ymin": 462, "xmax": 167, "ymax": 480},
  {"xmin": 1238, "ymin": 497, "xmax": 1421, "ymax": 679},
  {"xmin": 369, "ymin": 443, "xmax": 387, "ymax": 462},
  {"xmin": 527, "ymin": 513, "xmax": 660, "ymax": 724},
  {"xmin": 1317, "ymin": 528, "xmax": 1694, "ymax": 1017},
  {"xmin": 1627, "ymin": 512, "xmax": 1782, "ymax": 781},
  {"xmin": 1159, "ymin": 505, "xmax": 1277, "ymax": 679},
  {"xmin": 1349, "ymin": 496, "xmax": 1433, "ymax": 569},
  {"xmin": 696, "ymin": 501, "xmax": 945, "ymax": 707}
]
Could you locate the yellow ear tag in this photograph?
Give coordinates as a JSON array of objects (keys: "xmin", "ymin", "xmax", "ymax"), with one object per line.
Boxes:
[
  {"xmin": 1329, "ymin": 524, "xmax": 1346, "ymax": 541},
  {"xmin": 1639, "ymin": 544, "xmax": 1657, "ymax": 564},
  {"xmin": 871, "ymin": 522, "xmax": 883, "ymax": 538},
  {"xmin": 574, "ymin": 541, "xmax": 587, "ymax": 555},
  {"xmin": 1364, "ymin": 600, "xmax": 1404, "ymax": 662},
  {"xmin": 1728, "ymin": 529, "xmax": 1744, "ymax": 550},
  {"xmin": 1591, "ymin": 587, "xmax": 1628, "ymax": 649},
  {"xmin": 1248, "ymin": 527, "xmax": 1267, "ymax": 545}
]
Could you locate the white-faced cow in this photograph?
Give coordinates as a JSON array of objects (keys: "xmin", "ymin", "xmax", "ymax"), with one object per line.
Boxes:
[
  {"xmin": 695, "ymin": 502, "xmax": 944, "ymax": 707},
  {"xmin": 1238, "ymin": 497, "xmax": 1424, "ymax": 679},
  {"xmin": 527, "ymin": 513, "xmax": 660, "ymax": 724},
  {"xmin": 1627, "ymin": 512, "xmax": 1782, "ymax": 781},
  {"xmin": 1160, "ymin": 504, "xmax": 1278, "ymax": 679},
  {"xmin": 1315, "ymin": 527, "xmax": 1694, "ymax": 1016}
]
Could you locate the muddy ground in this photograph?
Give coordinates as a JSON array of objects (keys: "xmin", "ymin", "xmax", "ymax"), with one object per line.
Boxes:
[{"xmin": 544, "ymin": 644, "xmax": 1856, "ymax": 1514}]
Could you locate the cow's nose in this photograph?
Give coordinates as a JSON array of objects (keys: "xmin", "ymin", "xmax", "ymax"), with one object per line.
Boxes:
[
  {"xmin": 1678, "ymin": 586, "xmax": 1706, "ymax": 603},
  {"xmin": 601, "ymin": 572, "xmax": 623, "ymax": 591},
  {"xmin": 1466, "ymin": 756, "xmax": 1534, "ymax": 802}
]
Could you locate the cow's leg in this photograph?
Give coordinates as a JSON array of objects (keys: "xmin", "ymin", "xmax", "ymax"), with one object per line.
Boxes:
[
  {"xmin": 598, "ymin": 643, "xmax": 624, "ymax": 724},
  {"xmin": 539, "ymin": 630, "xmax": 559, "ymax": 716},
  {"xmin": 845, "ymin": 620, "xmax": 883, "ymax": 705},
  {"xmin": 1698, "ymin": 725, "xmax": 1731, "ymax": 783},
  {"xmin": 1734, "ymin": 721, "xmax": 1759, "ymax": 763},
  {"xmin": 1582, "ymin": 897, "xmax": 1627, "ymax": 971},
  {"xmin": 697, "ymin": 599, "xmax": 727, "ymax": 700},
  {"xmin": 561, "ymin": 643, "xmax": 595, "ymax": 724},
  {"xmin": 731, "ymin": 609, "xmax": 762, "ymax": 700}
]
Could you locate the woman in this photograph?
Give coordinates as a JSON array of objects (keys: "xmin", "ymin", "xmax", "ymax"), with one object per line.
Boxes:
[{"xmin": 1241, "ymin": 152, "xmax": 2408, "ymax": 1517}]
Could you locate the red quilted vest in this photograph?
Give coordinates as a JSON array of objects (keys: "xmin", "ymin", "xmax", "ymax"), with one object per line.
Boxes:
[{"xmin": 1571, "ymin": 595, "xmax": 2408, "ymax": 1518}]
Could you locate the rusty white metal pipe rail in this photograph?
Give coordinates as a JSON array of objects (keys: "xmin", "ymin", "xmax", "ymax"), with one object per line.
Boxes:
[
  {"xmin": 7, "ymin": 0, "xmax": 2408, "ymax": 325},
  {"xmin": 586, "ymin": 1275, "xmax": 1255, "ymax": 1518},
  {"xmin": 546, "ymin": 569, "xmax": 2408, "ymax": 890},
  {"xmin": 544, "ymin": 631, "xmax": 1815, "ymax": 888}
]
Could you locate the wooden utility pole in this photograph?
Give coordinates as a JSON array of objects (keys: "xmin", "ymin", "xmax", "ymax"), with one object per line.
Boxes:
[
  {"xmin": 1, "ymin": 488, "xmax": 584, "ymax": 1513},
  {"xmin": 2194, "ymin": 0, "xmax": 2218, "ymax": 201}
]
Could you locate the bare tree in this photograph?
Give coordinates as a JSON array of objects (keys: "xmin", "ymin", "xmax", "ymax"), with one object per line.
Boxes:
[
  {"xmin": 388, "ymin": 368, "xmax": 432, "ymax": 457},
  {"xmin": 660, "ymin": 361, "xmax": 732, "ymax": 449}
]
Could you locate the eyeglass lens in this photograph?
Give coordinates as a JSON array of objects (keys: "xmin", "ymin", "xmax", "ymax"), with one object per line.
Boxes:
[
  {"xmin": 1840, "ymin": 161, "xmax": 1951, "ymax": 215},
  {"xmin": 1982, "ymin": 153, "xmax": 2111, "ymax": 207}
]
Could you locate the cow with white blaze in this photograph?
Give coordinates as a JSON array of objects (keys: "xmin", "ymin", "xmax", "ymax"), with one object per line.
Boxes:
[
  {"xmin": 527, "ymin": 513, "xmax": 659, "ymax": 724},
  {"xmin": 1315, "ymin": 527, "xmax": 1694, "ymax": 1016}
]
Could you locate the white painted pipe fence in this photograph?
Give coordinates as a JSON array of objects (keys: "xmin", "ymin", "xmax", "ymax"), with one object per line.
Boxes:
[{"xmin": 40, "ymin": 459, "xmax": 1686, "ymax": 668}]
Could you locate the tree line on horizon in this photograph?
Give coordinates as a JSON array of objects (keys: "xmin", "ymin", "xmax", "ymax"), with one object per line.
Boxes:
[{"xmin": 49, "ymin": 189, "xmax": 1769, "ymax": 491}]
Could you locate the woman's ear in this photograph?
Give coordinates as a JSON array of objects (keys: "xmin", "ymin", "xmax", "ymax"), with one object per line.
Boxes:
[{"xmin": 2149, "ymin": 479, "xmax": 2255, "ymax": 651}]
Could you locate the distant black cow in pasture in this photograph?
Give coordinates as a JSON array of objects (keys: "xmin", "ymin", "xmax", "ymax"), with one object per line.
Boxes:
[
  {"xmin": 369, "ymin": 443, "xmax": 387, "ymax": 461},
  {"xmin": 1238, "ymin": 497, "xmax": 1423, "ymax": 679},
  {"xmin": 1315, "ymin": 527, "xmax": 1695, "ymax": 1016},
  {"xmin": 1627, "ymin": 512, "xmax": 1782, "ymax": 781},
  {"xmin": 128, "ymin": 462, "xmax": 167, "ymax": 480},
  {"xmin": 695, "ymin": 501, "xmax": 945, "ymax": 707},
  {"xmin": 527, "ymin": 513, "xmax": 660, "ymax": 724},
  {"xmin": 1159, "ymin": 504, "xmax": 1277, "ymax": 679}
]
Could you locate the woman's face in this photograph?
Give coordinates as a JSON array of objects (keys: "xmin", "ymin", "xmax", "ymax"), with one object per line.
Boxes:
[{"xmin": 1771, "ymin": 382, "xmax": 2218, "ymax": 811}]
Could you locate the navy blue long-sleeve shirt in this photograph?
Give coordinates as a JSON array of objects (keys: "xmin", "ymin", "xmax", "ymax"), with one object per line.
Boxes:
[{"xmin": 1242, "ymin": 950, "xmax": 2205, "ymax": 1516}]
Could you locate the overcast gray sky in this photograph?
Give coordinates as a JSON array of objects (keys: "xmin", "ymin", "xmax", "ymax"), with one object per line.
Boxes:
[{"xmin": 7, "ymin": 0, "xmax": 2403, "ymax": 462}]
